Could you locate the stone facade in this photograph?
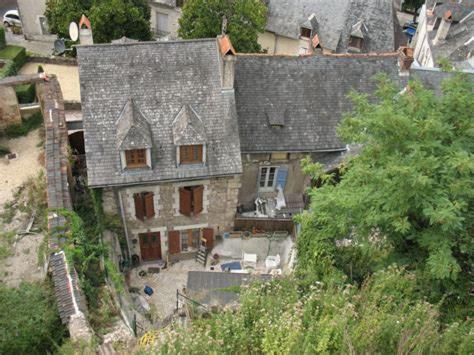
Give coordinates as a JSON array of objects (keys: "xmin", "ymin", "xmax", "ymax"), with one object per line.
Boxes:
[
  {"xmin": 149, "ymin": 1, "xmax": 182, "ymax": 40},
  {"xmin": 238, "ymin": 152, "xmax": 342, "ymax": 210},
  {"xmin": 103, "ymin": 175, "xmax": 241, "ymax": 261},
  {"xmin": 0, "ymin": 86, "xmax": 21, "ymax": 130}
]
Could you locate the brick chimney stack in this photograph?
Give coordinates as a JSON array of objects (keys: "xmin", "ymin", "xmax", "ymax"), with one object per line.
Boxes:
[
  {"xmin": 79, "ymin": 14, "xmax": 93, "ymax": 45},
  {"xmin": 434, "ymin": 10, "xmax": 452, "ymax": 44}
]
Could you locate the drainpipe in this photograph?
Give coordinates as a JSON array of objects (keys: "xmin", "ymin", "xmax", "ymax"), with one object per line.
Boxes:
[{"xmin": 117, "ymin": 189, "xmax": 132, "ymax": 261}]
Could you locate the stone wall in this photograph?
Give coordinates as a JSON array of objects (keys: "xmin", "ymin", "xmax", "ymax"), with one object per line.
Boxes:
[
  {"xmin": 0, "ymin": 86, "xmax": 21, "ymax": 130},
  {"xmin": 104, "ymin": 175, "xmax": 241, "ymax": 260},
  {"xmin": 239, "ymin": 152, "xmax": 342, "ymax": 210}
]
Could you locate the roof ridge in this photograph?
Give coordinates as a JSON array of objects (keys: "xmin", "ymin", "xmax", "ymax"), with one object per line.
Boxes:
[{"xmin": 76, "ymin": 37, "xmax": 217, "ymax": 49}]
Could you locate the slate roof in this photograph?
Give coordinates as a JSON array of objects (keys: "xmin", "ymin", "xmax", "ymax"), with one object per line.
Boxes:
[
  {"xmin": 410, "ymin": 66, "xmax": 474, "ymax": 95},
  {"xmin": 77, "ymin": 39, "xmax": 242, "ymax": 187},
  {"xmin": 50, "ymin": 251, "xmax": 87, "ymax": 324},
  {"xmin": 234, "ymin": 54, "xmax": 401, "ymax": 153},
  {"xmin": 340, "ymin": 0, "xmax": 400, "ymax": 52},
  {"xmin": 424, "ymin": 0, "xmax": 474, "ymax": 69},
  {"xmin": 187, "ymin": 271, "xmax": 272, "ymax": 306},
  {"xmin": 264, "ymin": 0, "xmax": 398, "ymax": 52}
]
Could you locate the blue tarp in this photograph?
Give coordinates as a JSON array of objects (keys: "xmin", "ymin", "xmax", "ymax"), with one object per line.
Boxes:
[{"xmin": 220, "ymin": 261, "xmax": 242, "ymax": 271}]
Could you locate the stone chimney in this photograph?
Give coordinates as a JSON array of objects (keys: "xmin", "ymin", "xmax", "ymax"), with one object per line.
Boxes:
[
  {"xmin": 434, "ymin": 10, "xmax": 452, "ymax": 44},
  {"xmin": 79, "ymin": 14, "xmax": 93, "ymax": 45},
  {"xmin": 399, "ymin": 46, "xmax": 414, "ymax": 72},
  {"xmin": 217, "ymin": 35, "xmax": 236, "ymax": 89}
]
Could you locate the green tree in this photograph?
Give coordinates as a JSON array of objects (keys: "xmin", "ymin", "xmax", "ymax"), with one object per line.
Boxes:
[
  {"xmin": 178, "ymin": 0, "xmax": 267, "ymax": 53},
  {"xmin": 298, "ymin": 73, "xmax": 474, "ymax": 315},
  {"xmin": 0, "ymin": 282, "xmax": 65, "ymax": 354},
  {"xmin": 45, "ymin": 0, "xmax": 151, "ymax": 43}
]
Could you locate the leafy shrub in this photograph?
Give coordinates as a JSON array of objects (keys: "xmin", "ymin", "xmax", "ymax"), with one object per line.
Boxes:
[
  {"xmin": 0, "ymin": 145, "xmax": 10, "ymax": 155},
  {"xmin": 0, "ymin": 27, "xmax": 5, "ymax": 50},
  {"xmin": 0, "ymin": 282, "xmax": 66, "ymax": 354},
  {"xmin": 15, "ymin": 83, "xmax": 36, "ymax": 104},
  {"xmin": 0, "ymin": 59, "xmax": 16, "ymax": 78},
  {"xmin": 4, "ymin": 111, "xmax": 43, "ymax": 138},
  {"xmin": 37, "ymin": 64, "xmax": 44, "ymax": 73},
  {"xmin": 0, "ymin": 45, "xmax": 27, "ymax": 68}
]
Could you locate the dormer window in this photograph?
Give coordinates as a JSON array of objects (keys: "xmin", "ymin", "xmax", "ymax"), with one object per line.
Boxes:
[
  {"xmin": 349, "ymin": 36, "xmax": 363, "ymax": 50},
  {"xmin": 116, "ymin": 98, "xmax": 153, "ymax": 170},
  {"xmin": 125, "ymin": 149, "xmax": 148, "ymax": 168},
  {"xmin": 172, "ymin": 105, "xmax": 207, "ymax": 167},
  {"xmin": 179, "ymin": 144, "xmax": 203, "ymax": 164},
  {"xmin": 300, "ymin": 27, "xmax": 312, "ymax": 38}
]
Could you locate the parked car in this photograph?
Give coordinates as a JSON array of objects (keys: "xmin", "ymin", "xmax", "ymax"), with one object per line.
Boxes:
[
  {"xmin": 403, "ymin": 21, "xmax": 417, "ymax": 31},
  {"xmin": 3, "ymin": 10, "xmax": 22, "ymax": 27}
]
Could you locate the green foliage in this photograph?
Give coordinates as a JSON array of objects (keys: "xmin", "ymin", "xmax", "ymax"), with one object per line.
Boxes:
[
  {"xmin": 178, "ymin": 0, "xmax": 268, "ymax": 53},
  {"xmin": 437, "ymin": 57, "xmax": 455, "ymax": 72},
  {"xmin": 45, "ymin": 0, "xmax": 152, "ymax": 44},
  {"xmin": 298, "ymin": 74, "xmax": 473, "ymax": 314},
  {"xmin": 15, "ymin": 83, "xmax": 36, "ymax": 104},
  {"xmin": 151, "ymin": 269, "xmax": 473, "ymax": 354},
  {"xmin": 0, "ymin": 59, "xmax": 17, "ymax": 78},
  {"xmin": 402, "ymin": 0, "xmax": 424, "ymax": 12},
  {"xmin": 0, "ymin": 144, "xmax": 10, "ymax": 155},
  {"xmin": 37, "ymin": 64, "xmax": 44, "ymax": 73},
  {"xmin": 0, "ymin": 231, "xmax": 15, "ymax": 260},
  {"xmin": 4, "ymin": 111, "xmax": 43, "ymax": 138},
  {"xmin": 0, "ymin": 282, "xmax": 65, "ymax": 354},
  {"xmin": 0, "ymin": 26, "xmax": 6, "ymax": 50}
]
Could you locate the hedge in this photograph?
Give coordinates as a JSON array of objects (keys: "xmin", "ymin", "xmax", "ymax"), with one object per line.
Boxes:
[
  {"xmin": 0, "ymin": 59, "xmax": 16, "ymax": 78},
  {"xmin": 4, "ymin": 112, "xmax": 43, "ymax": 138},
  {"xmin": 0, "ymin": 27, "xmax": 5, "ymax": 50},
  {"xmin": 15, "ymin": 84, "xmax": 36, "ymax": 104},
  {"xmin": 0, "ymin": 45, "xmax": 27, "ymax": 68}
]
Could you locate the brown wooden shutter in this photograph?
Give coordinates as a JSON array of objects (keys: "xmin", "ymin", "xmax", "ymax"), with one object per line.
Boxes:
[
  {"xmin": 203, "ymin": 228, "xmax": 214, "ymax": 249},
  {"xmin": 144, "ymin": 192, "xmax": 155, "ymax": 219},
  {"xmin": 168, "ymin": 231, "xmax": 180, "ymax": 254},
  {"xmin": 179, "ymin": 187, "xmax": 192, "ymax": 216},
  {"xmin": 134, "ymin": 193, "xmax": 145, "ymax": 220},
  {"xmin": 192, "ymin": 185, "xmax": 204, "ymax": 215},
  {"xmin": 197, "ymin": 145, "xmax": 203, "ymax": 162}
]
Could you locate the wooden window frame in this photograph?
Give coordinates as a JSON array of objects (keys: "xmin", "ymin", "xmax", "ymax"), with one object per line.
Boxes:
[
  {"xmin": 125, "ymin": 149, "xmax": 148, "ymax": 168},
  {"xmin": 258, "ymin": 166, "xmax": 278, "ymax": 191},
  {"xmin": 179, "ymin": 144, "xmax": 203, "ymax": 165}
]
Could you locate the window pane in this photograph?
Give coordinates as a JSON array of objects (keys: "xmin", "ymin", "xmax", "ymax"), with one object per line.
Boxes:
[
  {"xmin": 268, "ymin": 167, "xmax": 276, "ymax": 186},
  {"xmin": 260, "ymin": 168, "xmax": 267, "ymax": 187}
]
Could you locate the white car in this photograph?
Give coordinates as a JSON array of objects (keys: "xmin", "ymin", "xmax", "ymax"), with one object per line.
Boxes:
[{"xmin": 3, "ymin": 10, "xmax": 22, "ymax": 27}]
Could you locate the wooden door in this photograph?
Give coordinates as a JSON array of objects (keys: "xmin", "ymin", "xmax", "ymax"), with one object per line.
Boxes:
[
  {"xmin": 203, "ymin": 228, "xmax": 214, "ymax": 249},
  {"xmin": 139, "ymin": 232, "xmax": 162, "ymax": 261}
]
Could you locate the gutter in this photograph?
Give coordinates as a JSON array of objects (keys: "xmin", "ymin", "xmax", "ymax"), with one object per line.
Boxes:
[{"xmin": 117, "ymin": 190, "xmax": 132, "ymax": 260}]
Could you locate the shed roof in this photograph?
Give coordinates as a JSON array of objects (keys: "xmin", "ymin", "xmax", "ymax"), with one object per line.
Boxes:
[{"xmin": 77, "ymin": 39, "xmax": 242, "ymax": 187}]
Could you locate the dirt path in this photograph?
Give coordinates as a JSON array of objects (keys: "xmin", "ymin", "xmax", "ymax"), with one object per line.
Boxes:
[{"xmin": 0, "ymin": 128, "xmax": 43, "ymax": 213}]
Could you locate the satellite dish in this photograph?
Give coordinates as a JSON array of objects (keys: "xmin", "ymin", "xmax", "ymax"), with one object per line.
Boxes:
[
  {"xmin": 54, "ymin": 39, "xmax": 67, "ymax": 55},
  {"xmin": 69, "ymin": 22, "xmax": 79, "ymax": 42}
]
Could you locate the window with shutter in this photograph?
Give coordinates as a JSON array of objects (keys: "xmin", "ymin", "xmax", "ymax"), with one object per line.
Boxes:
[
  {"xmin": 192, "ymin": 185, "xmax": 204, "ymax": 215},
  {"xmin": 134, "ymin": 192, "xmax": 155, "ymax": 220},
  {"xmin": 168, "ymin": 231, "xmax": 180, "ymax": 254},
  {"xmin": 144, "ymin": 192, "xmax": 155, "ymax": 219},
  {"xmin": 179, "ymin": 187, "xmax": 192, "ymax": 216},
  {"xmin": 134, "ymin": 193, "xmax": 145, "ymax": 220},
  {"xmin": 179, "ymin": 185, "xmax": 204, "ymax": 216}
]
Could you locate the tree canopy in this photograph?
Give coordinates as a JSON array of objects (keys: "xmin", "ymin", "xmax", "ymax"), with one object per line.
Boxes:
[
  {"xmin": 0, "ymin": 282, "xmax": 65, "ymax": 354},
  {"xmin": 178, "ymin": 0, "xmax": 268, "ymax": 53},
  {"xmin": 298, "ymin": 73, "xmax": 473, "ymax": 317},
  {"xmin": 45, "ymin": 0, "xmax": 152, "ymax": 43}
]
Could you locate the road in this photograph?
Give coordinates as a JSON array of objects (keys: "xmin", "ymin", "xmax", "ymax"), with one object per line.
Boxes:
[{"xmin": 0, "ymin": 0, "xmax": 18, "ymax": 22}]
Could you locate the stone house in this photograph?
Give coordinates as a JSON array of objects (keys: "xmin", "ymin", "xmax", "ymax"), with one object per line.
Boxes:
[
  {"xmin": 411, "ymin": 0, "xmax": 473, "ymax": 70},
  {"xmin": 259, "ymin": 0, "xmax": 404, "ymax": 55},
  {"xmin": 77, "ymin": 38, "xmax": 242, "ymax": 263},
  {"xmin": 16, "ymin": 0, "xmax": 55, "ymax": 41},
  {"xmin": 233, "ymin": 52, "xmax": 401, "ymax": 219},
  {"xmin": 148, "ymin": 0, "xmax": 184, "ymax": 40}
]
